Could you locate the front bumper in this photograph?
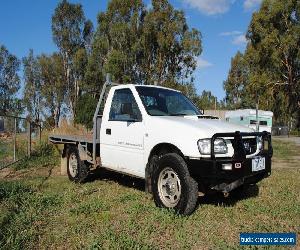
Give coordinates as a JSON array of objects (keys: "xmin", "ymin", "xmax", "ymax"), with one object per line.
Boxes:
[{"xmin": 187, "ymin": 131, "xmax": 272, "ymax": 193}]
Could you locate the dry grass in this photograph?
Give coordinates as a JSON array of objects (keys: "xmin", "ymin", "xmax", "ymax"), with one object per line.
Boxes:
[{"xmin": 50, "ymin": 118, "xmax": 91, "ymax": 137}]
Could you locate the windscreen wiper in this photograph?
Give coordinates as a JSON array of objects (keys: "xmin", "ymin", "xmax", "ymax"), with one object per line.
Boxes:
[{"xmin": 169, "ymin": 113, "xmax": 187, "ymax": 116}]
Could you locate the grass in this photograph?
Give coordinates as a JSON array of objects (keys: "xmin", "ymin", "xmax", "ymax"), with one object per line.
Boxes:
[
  {"xmin": 0, "ymin": 138, "xmax": 14, "ymax": 167},
  {"xmin": 0, "ymin": 133, "xmax": 32, "ymax": 169},
  {"xmin": 272, "ymin": 138, "xmax": 299, "ymax": 160},
  {"xmin": 0, "ymin": 140, "xmax": 299, "ymax": 249}
]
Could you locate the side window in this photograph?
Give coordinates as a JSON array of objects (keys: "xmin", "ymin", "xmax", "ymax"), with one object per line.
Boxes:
[{"xmin": 109, "ymin": 88, "xmax": 142, "ymax": 121}]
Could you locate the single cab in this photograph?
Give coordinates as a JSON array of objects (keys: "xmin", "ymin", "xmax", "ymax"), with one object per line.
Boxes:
[{"xmin": 49, "ymin": 81, "xmax": 272, "ymax": 215}]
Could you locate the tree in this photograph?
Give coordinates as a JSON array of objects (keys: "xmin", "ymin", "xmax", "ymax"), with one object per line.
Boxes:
[
  {"xmin": 49, "ymin": 0, "xmax": 202, "ymax": 127},
  {"xmin": 246, "ymin": 0, "xmax": 300, "ymax": 126},
  {"xmin": 196, "ymin": 90, "xmax": 218, "ymax": 110},
  {"xmin": 38, "ymin": 53, "xmax": 66, "ymax": 127},
  {"xmin": 0, "ymin": 45, "xmax": 20, "ymax": 114},
  {"xmin": 23, "ymin": 50, "xmax": 43, "ymax": 123},
  {"xmin": 223, "ymin": 51, "xmax": 254, "ymax": 109},
  {"xmin": 90, "ymin": 0, "xmax": 202, "ymax": 86},
  {"xmin": 91, "ymin": 0, "xmax": 145, "ymax": 85},
  {"xmin": 74, "ymin": 93, "xmax": 97, "ymax": 129},
  {"xmin": 52, "ymin": 0, "xmax": 93, "ymax": 117},
  {"xmin": 142, "ymin": 0, "xmax": 202, "ymax": 86}
]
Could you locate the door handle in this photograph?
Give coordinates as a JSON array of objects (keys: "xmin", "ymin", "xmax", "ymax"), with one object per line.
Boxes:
[{"xmin": 106, "ymin": 128, "xmax": 111, "ymax": 135}]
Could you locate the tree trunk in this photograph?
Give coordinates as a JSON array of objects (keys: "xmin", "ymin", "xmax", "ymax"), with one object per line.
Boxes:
[{"xmin": 54, "ymin": 105, "xmax": 61, "ymax": 128}]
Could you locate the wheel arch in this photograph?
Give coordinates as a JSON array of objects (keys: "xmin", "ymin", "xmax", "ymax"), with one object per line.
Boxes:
[
  {"xmin": 147, "ymin": 143, "xmax": 185, "ymax": 163},
  {"xmin": 145, "ymin": 143, "xmax": 186, "ymax": 194}
]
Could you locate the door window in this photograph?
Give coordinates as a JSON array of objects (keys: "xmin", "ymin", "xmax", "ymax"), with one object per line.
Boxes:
[{"xmin": 109, "ymin": 89, "xmax": 142, "ymax": 121}]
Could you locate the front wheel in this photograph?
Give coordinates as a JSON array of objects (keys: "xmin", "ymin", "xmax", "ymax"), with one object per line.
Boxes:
[{"xmin": 151, "ymin": 153, "xmax": 198, "ymax": 215}]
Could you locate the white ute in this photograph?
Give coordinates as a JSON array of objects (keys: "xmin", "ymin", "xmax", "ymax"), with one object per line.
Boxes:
[{"xmin": 50, "ymin": 80, "xmax": 273, "ymax": 215}]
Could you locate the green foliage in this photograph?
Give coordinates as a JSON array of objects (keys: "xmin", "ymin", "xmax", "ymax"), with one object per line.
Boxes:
[
  {"xmin": 196, "ymin": 90, "xmax": 218, "ymax": 110},
  {"xmin": 90, "ymin": 0, "xmax": 202, "ymax": 87},
  {"xmin": 23, "ymin": 51, "xmax": 67, "ymax": 127},
  {"xmin": 142, "ymin": 0, "xmax": 202, "ymax": 85},
  {"xmin": 225, "ymin": 0, "xmax": 300, "ymax": 127},
  {"xmin": 89, "ymin": 0, "xmax": 145, "ymax": 86},
  {"xmin": 247, "ymin": 0, "xmax": 300, "ymax": 126},
  {"xmin": 223, "ymin": 51, "xmax": 255, "ymax": 109},
  {"xmin": 289, "ymin": 129, "xmax": 300, "ymax": 136},
  {"xmin": 14, "ymin": 141, "xmax": 58, "ymax": 170},
  {"xmin": 52, "ymin": 0, "xmax": 86, "ymax": 57},
  {"xmin": 4, "ymin": 0, "xmax": 203, "ymax": 129},
  {"xmin": 0, "ymin": 45, "xmax": 20, "ymax": 114},
  {"xmin": 38, "ymin": 53, "xmax": 66, "ymax": 127},
  {"xmin": 52, "ymin": 0, "xmax": 93, "ymax": 118},
  {"xmin": 74, "ymin": 93, "xmax": 98, "ymax": 129},
  {"xmin": 23, "ymin": 50, "xmax": 43, "ymax": 123},
  {"xmin": 76, "ymin": 0, "xmax": 202, "ymax": 125}
]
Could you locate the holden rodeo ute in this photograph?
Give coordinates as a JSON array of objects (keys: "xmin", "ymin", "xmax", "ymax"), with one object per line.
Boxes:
[{"xmin": 49, "ymin": 80, "xmax": 272, "ymax": 215}]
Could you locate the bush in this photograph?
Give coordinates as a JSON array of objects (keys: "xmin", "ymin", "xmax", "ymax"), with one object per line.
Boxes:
[
  {"xmin": 14, "ymin": 141, "xmax": 59, "ymax": 170},
  {"xmin": 289, "ymin": 130, "xmax": 300, "ymax": 136},
  {"xmin": 33, "ymin": 141, "xmax": 55, "ymax": 157},
  {"xmin": 75, "ymin": 93, "xmax": 98, "ymax": 129}
]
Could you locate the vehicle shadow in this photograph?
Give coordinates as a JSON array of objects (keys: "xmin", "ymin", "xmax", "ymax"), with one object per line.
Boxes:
[
  {"xmin": 86, "ymin": 168, "xmax": 259, "ymax": 208},
  {"xmin": 86, "ymin": 167, "xmax": 145, "ymax": 192},
  {"xmin": 198, "ymin": 184, "xmax": 259, "ymax": 207}
]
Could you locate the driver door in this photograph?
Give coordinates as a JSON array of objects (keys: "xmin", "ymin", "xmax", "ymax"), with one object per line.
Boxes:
[{"xmin": 100, "ymin": 88, "xmax": 145, "ymax": 178}]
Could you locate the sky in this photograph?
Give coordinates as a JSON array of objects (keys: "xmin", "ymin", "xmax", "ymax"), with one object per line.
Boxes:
[{"xmin": 0, "ymin": 0, "xmax": 262, "ymax": 100}]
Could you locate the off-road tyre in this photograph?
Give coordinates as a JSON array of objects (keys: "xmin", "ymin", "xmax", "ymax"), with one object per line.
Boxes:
[
  {"xmin": 151, "ymin": 153, "xmax": 198, "ymax": 215},
  {"xmin": 66, "ymin": 146, "xmax": 89, "ymax": 183}
]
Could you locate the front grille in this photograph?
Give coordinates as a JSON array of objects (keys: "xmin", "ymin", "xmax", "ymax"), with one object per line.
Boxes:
[
  {"xmin": 242, "ymin": 138, "xmax": 257, "ymax": 154},
  {"xmin": 230, "ymin": 138, "xmax": 257, "ymax": 155}
]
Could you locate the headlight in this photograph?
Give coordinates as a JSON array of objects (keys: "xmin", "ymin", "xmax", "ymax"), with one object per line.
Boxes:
[{"xmin": 198, "ymin": 138, "xmax": 228, "ymax": 155}]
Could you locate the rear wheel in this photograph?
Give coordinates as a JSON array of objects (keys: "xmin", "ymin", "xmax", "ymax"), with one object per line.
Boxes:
[
  {"xmin": 67, "ymin": 146, "xmax": 89, "ymax": 183},
  {"xmin": 151, "ymin": 153, "xmax": 198, "ymax": 215}
]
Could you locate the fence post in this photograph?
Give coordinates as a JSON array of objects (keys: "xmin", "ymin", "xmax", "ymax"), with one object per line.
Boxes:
[
  {"xmin": 27, "ymin": 121, "xmax": 31, "ymax": 156},
  {"xmin": 14, "ymin": 117, "xmax": 17, "ymax": 161},
  {"xmin": 39, "ymin": 124, "xmax": 42, "ymax": 142}
]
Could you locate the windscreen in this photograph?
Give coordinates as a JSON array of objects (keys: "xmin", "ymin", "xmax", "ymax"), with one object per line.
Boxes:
[{"xmin": 135, "ymin": 86, "xmax": 201, "ymax": 116}]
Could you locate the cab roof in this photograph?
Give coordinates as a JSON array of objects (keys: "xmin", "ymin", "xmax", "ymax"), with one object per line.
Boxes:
[{"xmin": 112, "ymin": 84, "xmax": 181, "ymax": 92}]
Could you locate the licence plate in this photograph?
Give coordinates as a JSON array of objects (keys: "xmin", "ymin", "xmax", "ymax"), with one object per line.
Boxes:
[{"xmin": 252, "ymin": 157, "xmax": 265, "ymax": 172}]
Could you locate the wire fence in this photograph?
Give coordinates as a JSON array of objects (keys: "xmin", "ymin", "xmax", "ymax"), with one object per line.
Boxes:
[{"xmin": 0, "ymin": 115, "xmax": 41, "ymax": 170}]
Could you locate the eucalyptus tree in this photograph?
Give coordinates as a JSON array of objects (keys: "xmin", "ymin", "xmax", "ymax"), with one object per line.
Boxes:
[
  {"xmin": 223, "ymin": 51, "xmax": 254, "ymax": 109},
  {"xmin": 142, "ymin": 0, "xmax": 202, "ymax": 86},
  {"xmin": 90, "ymin": 0, "xmax": 202, "ymax": 87},
  {"xmin": 89, "ymin": 0, "xmax": 146, "ymax": 85},
  {"xmin": 38, "ymin": 53, "xmax": 66, "ymax": 127},
  {"xmin": 246, "ymin": 0, "xmax": 300, "ymax": 125},
  {"xmin": 23, "ymin": 50, "xmax": 43, "ymax": 123},
  {"xmin": 52, "ymin": 0, "xmax": 93, "ymax": 117},
  {"xmin": 0, "ymin": 45, "xmax": 20, "ymax": 114}
]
